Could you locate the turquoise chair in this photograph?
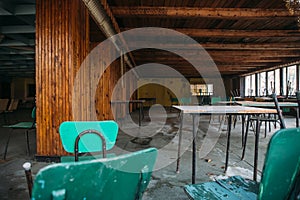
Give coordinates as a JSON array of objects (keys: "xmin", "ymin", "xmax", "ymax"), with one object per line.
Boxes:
[
  {"xmin": 180, "ymin": 97, "xmax": 192, "ymax": 105},
  {"xmin": 171, "ymin": 97, "xmax": 179, "ymax": 105},
  {"xmin": 59, "ymin": 121, "xmax": 118, "ymax": 162},
  {"xmin": 210, "ymin": 96, "xmax": 221, "ymax": 105},
  {"xmin": 184, "ymin": 127, "xmax": 300, "ymax": 199},
  {"xmin": 29, "ymin": 148, "xmax": 157, "ymax": 199},
  {"xmin": 2, "ymin": 107, "xmax": 36, "ymax": 159}
]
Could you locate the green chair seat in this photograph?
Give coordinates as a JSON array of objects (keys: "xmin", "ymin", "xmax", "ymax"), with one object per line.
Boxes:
[
  {"xmin": 184, "ymin": 128, "xmax": 300, "ymax": 200},
  {"xmin": 185, "ymin": 176, "xmax": 258, "ymax": 200},
  {"xmin": 31, "ymin": 148, "xmax": 158, "ymax": 200},
  {"xmin": 3, "ymin": 122, "xmax": 36, "ymax": 129}
]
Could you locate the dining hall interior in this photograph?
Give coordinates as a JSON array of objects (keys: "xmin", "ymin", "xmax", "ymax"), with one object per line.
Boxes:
[{"xmin": 0, "ymin": 0, "xmax": 300, "ymax": 199}]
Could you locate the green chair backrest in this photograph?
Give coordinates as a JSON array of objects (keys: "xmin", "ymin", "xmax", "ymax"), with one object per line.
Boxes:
[
  {"xmin": 31, "ymin": 148, "xmax": 158, "ymax": 200},
  {"xmin": 180, "ymin": 97, "xmax": 191, "ymax": 105},
  {"xmin": 59, "ymin": 121, "xmax": 118, "ymax": 154},
  {"xmin": 258, "ymin": 128, "xmax": 300, "ymax": 199},
  {"xmin": 210, "ymin": 96, "xmax": 221, "ymax": 104},
  {"xmin": 31, "ymin": 107, "xmax": 36, "ymax": 119}
]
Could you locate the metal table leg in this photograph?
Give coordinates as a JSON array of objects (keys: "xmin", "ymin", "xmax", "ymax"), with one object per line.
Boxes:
[
  {"xmin": 253, "ymin": 117, "xmax": 261, "ymax": 181},
  {"xmin": 138, "ymin": 102, "xmax": 142, "ymax": 126},
  {"xmin": 225, "ymin": 114, "xmax": 232, "ymax": 172},
  {"xmin": 192, "ymin": 114, "xmax": 199, "ymax": 184},
  {"xmin": 241, "ymin": 115, "xmax": 245, "ymax": 147},
  {"xmin": 176, "ymin": 111, "xmax": 184, "ymax": 173}
]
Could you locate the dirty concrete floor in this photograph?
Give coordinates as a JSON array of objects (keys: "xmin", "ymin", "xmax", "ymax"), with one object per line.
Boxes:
[{"xmin": 0, "ymin": 107, "xmax": 297, "ymax": 199}]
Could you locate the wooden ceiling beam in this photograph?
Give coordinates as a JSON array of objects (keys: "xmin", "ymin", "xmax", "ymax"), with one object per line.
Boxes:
[
  {"xmin": 127, "ymin": 42, "xmax": 300, "ymax": 50},
  {"xmin": 122, "ymin": 28, "xmax": 300, "ymax": 38},
  {"xmin": 134, "ymin": 56, "xmax": 286, "ymax": 62},
  {"xmin": 132, "ymin": 50, "xmax": 300, "ymax": 57},
  {"xmin": 111, "ymin": 7, "xmax": 297, "ymax": 19}
]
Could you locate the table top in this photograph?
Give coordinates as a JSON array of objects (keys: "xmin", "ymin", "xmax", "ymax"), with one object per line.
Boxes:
[
  {"xmin": 214, "ymin": 101, "xmax": 236, "ymax": 105},
  {"xmin": 236, "ymin": 101, "xmax": 298, "ymax": 107},
  {"xmin": 173, "ymin": 105, "xmax": 277, "ymax": 114},
  {"xmin": 255, "ymin": 97, "xmax": 273, "ymax": 101}
]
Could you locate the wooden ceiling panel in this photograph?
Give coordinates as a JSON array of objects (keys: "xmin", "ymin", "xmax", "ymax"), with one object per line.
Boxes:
[{"xmin": 105, "ymin": 0, "xmax": 300, "ymax": 77}]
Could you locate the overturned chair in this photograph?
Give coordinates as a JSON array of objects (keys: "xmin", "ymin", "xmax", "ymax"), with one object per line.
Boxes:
[
  {"xmin": 23, "ymin": 147, "xmax": 158, "ymax": 199},
  {"xmin": 184, "ymin": 127, "xmax": 300, "ymax": 199}
]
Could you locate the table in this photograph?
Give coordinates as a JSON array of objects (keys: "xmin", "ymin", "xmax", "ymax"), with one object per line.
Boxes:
[
  {"xmin": 138, "ymin": 98, "xmax": 156, "ymax": 107},
  {"xmin": 236, "ymin": 101, "xmax": 299, "ymax": 127},
  {"xmin": 214, "ymin": 100, "xmax": 236, "ymax": 105},
  {"xmin": 110, "ymin": 100, "xmax": 145, "ymax": 126},
  {"xmin": 173, "ymin": 105, "xmax": 278, "ymax": 183}
]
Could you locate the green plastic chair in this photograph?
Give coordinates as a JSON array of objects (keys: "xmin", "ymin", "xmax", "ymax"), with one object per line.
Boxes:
[
  {"xmin": 59, "ymin": 121, "xmax": 118, "ymax": 162},
  {"xmin": 30, "ymin": 147, "xmax": 158, "ymax": 199},
  {"xmin": 2, "ymin": 106, "xmax": 36, "ymax": 159},
  {"xmin": 210, "ymin": 96, "xmax": 221, "ymax": 105},
  {"xmin": 184, "ymin": 127, "xmax": 300, "ymax": 200},
  {"xmin": 171, "ymin": 97, "xmax": 179, "ymax": 105},
  {"xmin": 180, "ymin": 97, "xmax": 192, "ymax": 105}
]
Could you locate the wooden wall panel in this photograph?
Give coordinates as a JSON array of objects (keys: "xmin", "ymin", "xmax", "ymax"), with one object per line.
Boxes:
[
  {"xmin": 36, "ymin": 0, "xmax": 89, "ymax": 156},
  {"xmin": 92, "ymin": 43, "xmax": 123, "ymax": 121}
]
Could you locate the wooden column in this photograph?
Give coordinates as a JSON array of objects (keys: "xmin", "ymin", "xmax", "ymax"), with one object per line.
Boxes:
[
  {"xmin": 36, "ymin": 0, "xmax": 138, "ymax": 158},
  {"xmin": 35, "ymin": 0, "xmax": 89, "ymax": 157}
]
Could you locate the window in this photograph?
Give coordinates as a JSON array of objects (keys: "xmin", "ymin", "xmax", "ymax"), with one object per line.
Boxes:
[
  {"xmin": 190, "ymin": 84, "xmax": 213, "ymax": 96},
  {"xmin": 267, "ymin": 71, "xmax": 274, "ymax": 94},
  {"xmin": 282, "ymin": 67, "xmax": 287, "ymax": 95},
  {"xmin": 298, "ymin": 65, "xmax": 300, "ymax": 93},
  {"xmin": 275, "ymin": 69, "xmax": 280, "ymax": 95},
  {"xmin": 258, "ymin": 72, "xmax": 266, "ymax": 96},
  {"xmin": 244, "ymin": 64, "xmax": 299, "ymax": 97},
  {"xmin": 245, "ymin": 74, "xmax": 256, "ymax": 96},
  {"xmin": 287, "ymin": 65, "xmax": 296, "ymax": 96},
  {"xmin": 245, "ymin": 75, "xmax": 250, "ymax": 96}
]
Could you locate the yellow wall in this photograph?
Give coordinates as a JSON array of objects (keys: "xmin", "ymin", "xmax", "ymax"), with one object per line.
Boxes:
[
  {"xmin": 138, "ymin": 77, "xmax": 227, "ymax": 106},
  {"xmin": 138, "ymin": 78, "xmax": 190, "ymax": 106}
]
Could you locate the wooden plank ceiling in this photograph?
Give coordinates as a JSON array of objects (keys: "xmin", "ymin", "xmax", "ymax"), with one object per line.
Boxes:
[
  {"xmin": 105, "ymin": 0, "xmax": 300, "ymax": 77},
  {"xmin": 1, "ymin": 0, "xmax": 300, "ymax": 78}
]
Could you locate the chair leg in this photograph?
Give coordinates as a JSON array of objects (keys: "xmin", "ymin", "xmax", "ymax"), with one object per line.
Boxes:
[
  {"xmin": 25, "ymin": 130, "xmax": 30, "ymax": 155},
  {"xmin": 3, "ymin": 129, "xmax": 13, "ymax": 160},
  {"xmin": 264, "ymin": 121, "xmax": 267, "ymax": 138},
  {"xmin": 241, "ymin": 117, "xmax": 250, "ymax": 160},
  {"xmin": 233, "ymin": 115, "xmax": 238, "ymax": 128},
  {"xmin": 241, "ymin": 115, "xmax": 245, "ymax": 148}
]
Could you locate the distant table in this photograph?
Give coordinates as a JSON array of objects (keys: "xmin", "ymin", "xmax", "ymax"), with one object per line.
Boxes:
[
  {"xmin": 236, "ymin": 101, "xmax": 299, "ymax": 127},
  {"xmin": 110, "ymin": 100, "xmax": 145, "ymax": 126},
  {"xmin": 255, "ymin": 97, "xmax": 273, "ymax": 102},
  {"xmin": 173, "ymin": 105, "xmax": 278, "ymax": 183},
  {"xmin": 214, "ymin": 101, "xmax": 236, "ymax": 105},
  {"xmin": 138, "ymin": 98, "xmax": 156, "ymax": 107}
]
